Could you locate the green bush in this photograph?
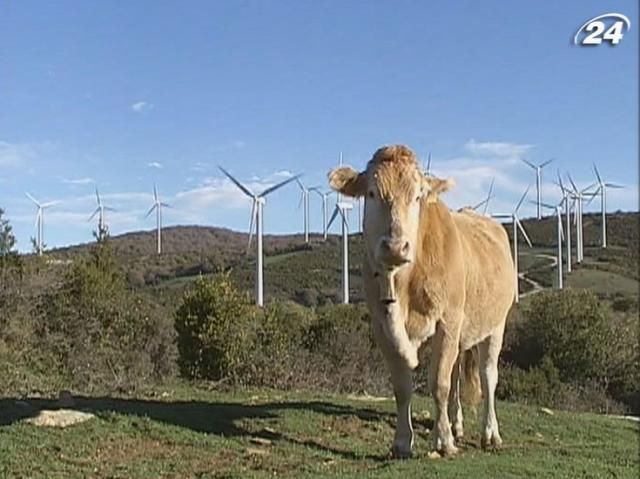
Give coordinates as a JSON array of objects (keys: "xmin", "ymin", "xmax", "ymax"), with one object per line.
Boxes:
[
  {"xmin": 174, "ymin": 273, "xmax": 256, "ymax": 381},
  {"xmin": 36, "ymin": 239, "xmax": 176, "ymax": 392}
]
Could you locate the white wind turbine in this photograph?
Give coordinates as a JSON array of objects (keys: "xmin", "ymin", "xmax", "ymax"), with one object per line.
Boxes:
[
  {"xmin": 310, "ymin": 188, "xmax": 332, "ymax": 240},
  {"xmin": 555, "ymin": 171, "xmax": 573, "ymax": 273},
  {"xmin": 538, "ymin": 200, "xmax": 565, "ymax": 289},
  {"xmin": 88, "ymin": 186, "xmax": 116, "ymax": 236},
  {"xmin": 146, "ymin": 184, "xmax": 170, "ymax": 255},
  {"xmin": 522, "ymin": 158, "xmax": 554, "ymax": 220},
  {"xmin": 471, "ymin": 177, "xmax": 495, "ymax": 215},
  {"xmin": 566, "ymin": 175, "xmax": 596, "ymax": 263},
  {"xmin": 25, "ymin": 192, "xmax": 58, "ymax": 255},
  {"xmin": 327, "ymin": 201, "xmax": 353, "ymax": 304},
  {"xmin": 592, "ymin": 163, "xmax": 623, "ymax": 249},
  {"xmin": 492, "ymin": 186, "xmax": 532, "ymax": 303},
  {"xmin": 295, "ymin": 178, "xmax": 311, "ymax": 243},
  {"xmin": 219, "ymin": 167, "xmax": 300, "ymax": 307},
  {"xmin": 424, "ymin": 151, "xmax": 432, "ymax": 176}
]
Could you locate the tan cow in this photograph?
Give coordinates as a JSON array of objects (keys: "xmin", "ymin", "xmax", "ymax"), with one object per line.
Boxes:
[{"xmin": 329, "ymin": 145, "xmax": 515, "ymax": 458}]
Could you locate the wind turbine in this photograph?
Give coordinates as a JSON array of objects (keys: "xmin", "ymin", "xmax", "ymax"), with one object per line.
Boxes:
[
  {"xmin": 310, "ymin": 188, "xmax": 332, "ymax": 240},
  {"xmin": 327, "ymin": 201, "xmax": 353, "ymax": 304},
  {"xmin": 492, "ymin": 186, "xmax": 532, "ymax": 303},
  {"xmin": 538, "ymin": 200, "xmax": 565, "ymax": 289},
  {"xmin": 25, "ymin": 192, "xmax": 58, "ymax": 255},
  {"xmin": 146, "ymin": 185, "xmax": 170, "ymax": 255},
  {"xmin": 566, "ymin": 175, "xmax": 596, "ymax": 263},
  {"xmin": 522, "ymin": 158, "xmax": 554, "ymax": 220},
  {"xmin": 592, "ymin": 164, "xmax": 623, "ymax": 248},
  {"xmin": 219, "ymin": 167, "xmax": 300, "ymax": 306},
  {"xmin": 555, "ymin": 171, "xmax": 573, "ymax": 273},
  {"xmin": 471, "ymin": 177, "xmax": 495, "ymax": 215},
  {"xmin": 424, "ymin": 152, "xmax": 432, "ymax": 176},
  {"xmin": 88, "ymin": 186, "xmax": 116, "ymax": 236},
  {"xmin": 295, "ymin": 178, "xmax": 311, "ymax": 243}
]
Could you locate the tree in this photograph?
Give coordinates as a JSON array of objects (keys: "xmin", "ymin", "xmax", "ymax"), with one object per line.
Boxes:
[{"xmin": 0, "ymin": 208, "xmax": 16, "ymax": 256}]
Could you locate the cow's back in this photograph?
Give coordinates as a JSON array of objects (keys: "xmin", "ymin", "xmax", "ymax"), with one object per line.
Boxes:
[{"xmin": 451, "ymin": 210, "xmax": 515, "ymax": 348}]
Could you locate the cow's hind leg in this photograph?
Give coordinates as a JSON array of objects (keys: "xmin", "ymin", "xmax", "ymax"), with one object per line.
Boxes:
[
  {"xmin": 448, "ymin": 357, "xmax": 464, "ymax": 441},
  {"xmin": 428, "ymin": 323, "xmax": 461, "ymax": 456},
  {"xmin": 478, "ymin": 325, "xmax": 505, "ymax": 449}
]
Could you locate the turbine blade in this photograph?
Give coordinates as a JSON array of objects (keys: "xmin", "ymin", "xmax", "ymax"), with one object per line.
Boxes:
[
  {"xmin": 483, "ymin": 178, "xmax": 495, "ymax": 214},
  {"xmin": 218, "ymin": 166, "xmax": 255, "ymax": 198},
  {"xmin": 491, "ymin": 214, "xmax": 511, "ymax": 219},
  {"xmin": 327, "ymin": 206, "xmax": 340, "ymax": 230},
  {"xmin": 95, "ymin": 186, "xmax": 101, "ymax": 205},
  {"xmin": 514, "ymin": 185, "xmax": 531, "ymax": 213},
  {"xmin": 153, "ymin": 184, "xmax": 158, "ymax": 202},
  {"xmin": 592, "ymin": 163, "xmax": 603, "ymax": 184},
  {"xmin": 160, "ymin": 202, "xmax": 171, "ymax": 208},
  {"xmin": 567, "ymin": 173, "xmax": 578, "ymax": 192},
  {"xmin": 104, "ymin": 206, "xmax": 117, "ymax": 212},
  {"xmin": 260, "ymin": 173, "xmax": 301, "ymax": 197},
  {"xmin": 25, "ymin": 192, "xmax": 40, "ymax": 206},
  {"xmin": 521, "ymin": 158, "xmax": 536, "ymax": 169},
  {"xmin": 247, "ymin": 200, "xmax": 256, "ymax": 254},
  {"xmin": 556, "ymin": 169, "xmax": 565, "ymax": 191},
  {"xmin": 605, "ymin": 183, "xmax": 624, "ymax": 189},
  {"xmin": 297, "ymin": 191, "xmax": 304, "ymax": 209},
  {"xmin": 515, "ymin": 217, "xmax": 533, "ymax": 247},
  {"xmin": 41, "ymin": 201, "xmax": 59, "ymax": 208},
  {"xmin": 145, "ymin": 204, "xmax": 157, "ymax": 218},
  {"xmin": 540, "ymin": 158, "xmax": 554, "ymax": 168},
  {"xmin": 426, "ymin": 152, "xmax": 432, "ymax": 174},
  {"xmin": 88, "ymin": 207, "xmax": 100, "ymax": 221},
  {"xmin": 34, "ymin": 209, "xmax": 41, "ymax": 227}
]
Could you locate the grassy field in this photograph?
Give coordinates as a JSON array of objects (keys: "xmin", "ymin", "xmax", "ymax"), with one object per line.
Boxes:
[{"xmin": 1, "ymin": 384, "xmax": 637, "ymax": 479}]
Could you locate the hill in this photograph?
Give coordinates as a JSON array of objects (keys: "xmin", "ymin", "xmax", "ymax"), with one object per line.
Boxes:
[
  {"xmin": 1, "ymin": 385, "xmax": 637, "ymax": 478},
  {"xmin": 42, "ymin": 211, "xmax": 638, "ymax": 306}
]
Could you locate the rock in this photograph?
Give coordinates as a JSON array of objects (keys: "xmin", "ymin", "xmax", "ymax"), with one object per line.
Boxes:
[
  {"xmin": 249, "ymin": 437, "xmax": 272, "ymax": 446},
  {"xmin": 540, "ymin": 407, "xmax": 554, "ymax": 416},
  {"xmin": 57, "ymin": 390, "xmax": 75, "ymax": 408},
  {"xmin": 25, "ymin": 409, "xmax": 95, "ymax": 428}
]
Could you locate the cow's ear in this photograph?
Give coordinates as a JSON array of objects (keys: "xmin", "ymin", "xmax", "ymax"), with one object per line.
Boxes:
[
  {"xmin": 424, "ymin": 176, "xmax": 455, "ymax": 195},
  {"xmin": 328, "ymin": 167, "xmax": 367, "ymax": 197}
]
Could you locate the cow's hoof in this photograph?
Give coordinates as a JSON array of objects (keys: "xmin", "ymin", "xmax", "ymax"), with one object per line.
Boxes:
[
  {"xmin": 452, "ymin": 425, "xmax": 464, "ymax": 442},
  {"xmin": 481, "ymin": 434, "xmax": 503, "ymax": 450},
  {"xmin": 391, "ymin": 443, "xmax": 413, "ymax": 459},
  {"xmin": 440, "ymin": 444, "xmax": 459, "ymax": 457}
]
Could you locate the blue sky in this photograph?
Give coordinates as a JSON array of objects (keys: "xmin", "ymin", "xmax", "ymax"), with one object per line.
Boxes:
[{"xmin": 1, "ymin": 0, "xmax": 637, "ymax": 251}]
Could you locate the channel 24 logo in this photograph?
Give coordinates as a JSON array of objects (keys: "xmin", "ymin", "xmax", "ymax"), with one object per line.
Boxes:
[{"xmin": 574, "ymin": 13, "xmax": 631, "ymax": 46}]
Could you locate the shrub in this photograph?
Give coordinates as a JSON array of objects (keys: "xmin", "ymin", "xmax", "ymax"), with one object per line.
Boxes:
[
  {"xmin": 36, "ymin": 238, "xmax": 176, "ymax": 392},
  {"xmin": 174, "ymin": 272, "xmax": 256, "ymax": 381}
]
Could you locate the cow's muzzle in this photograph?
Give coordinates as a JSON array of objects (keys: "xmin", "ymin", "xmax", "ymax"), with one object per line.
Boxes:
[{"xmin": 377, "ymin": 237, "xmax": 412, "ymax": 267}]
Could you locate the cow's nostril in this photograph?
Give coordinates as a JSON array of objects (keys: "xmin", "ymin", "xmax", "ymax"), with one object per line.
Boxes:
[{"xmin": 401, "ymin": 242, "xmax": 410, "ymax": 255}]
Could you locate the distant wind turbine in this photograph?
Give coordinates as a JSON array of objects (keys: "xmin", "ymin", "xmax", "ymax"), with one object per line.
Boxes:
[
  {"xmin": 88, "ymin": 186, "xmax": 116, "ymax": 236},
  {"xmin": 492, "ymin": 186, "xmax": 532, "ymax": 303},
  {"xmin": 327, "ymin": 201, "xmax": 353, "ymax": 304},
  {"xmin": 522, "ymin": 158, "xmax": 554, "ymax": 220},
  {"xmin": 146, "ymin": 185, "xmax": 170, "ymax": 255},
  {"xmin": 310, "ymin": 188, "xmax": 332, "ymax": 240},
  {"xmin": 538, "ymin": 200, "xmax": 565, "ymax": 289},
  {"xmin": 555, "ymin": 171, "xmax": 573, "ymax": 273},
  {"xmin": 471, "ymin": 177, "xmax": 495, "ymax": 215},
  {"xmin": 25, "ymin": 192, "xmax": 58, "ymax": 255},
  {"xmin": 592, "ymin": 164, "xmax": 623, "ymax": 249},
  {"xmin": 566, "ymin": 175, "xmax": 596, "ymax": 263},
  {"xmin": 219, "ymin": 167, "xmax": 300, "ymax": 306},
  {"xmin": 295, "ymin": 178, "xmax": 311, "ymax": 243}
]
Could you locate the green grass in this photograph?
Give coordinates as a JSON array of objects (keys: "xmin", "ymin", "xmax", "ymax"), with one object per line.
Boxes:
[
  {"xmin": 564, "ymin": 268, "xmax": 639, "ymax": 296},
  {"xmin": 1, "ymin": 384, "xmax": 637, "ymax": 478}
]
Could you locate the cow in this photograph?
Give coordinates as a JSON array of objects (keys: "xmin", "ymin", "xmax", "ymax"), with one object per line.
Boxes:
[{"xmin": 328, "ymin": 145, "xmax": 515, "ymax": 458}]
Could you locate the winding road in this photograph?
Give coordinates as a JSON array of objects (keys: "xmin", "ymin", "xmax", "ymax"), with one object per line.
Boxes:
[{"xmin": 518, "ymin": 253, "xmax": 558, "ymax": 299}]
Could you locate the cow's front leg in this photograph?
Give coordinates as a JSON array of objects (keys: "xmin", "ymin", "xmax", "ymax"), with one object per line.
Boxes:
[
  {"xmin": 448, "ymin": 356, "xmax": 464, "ymax": 441},
  {"xmin": 372, "ymin": 321, "xmax": 415, "ymax": 458},
  {"xmin": 428, "ymin": 323, "xmax": 461, "ymax": 456}
]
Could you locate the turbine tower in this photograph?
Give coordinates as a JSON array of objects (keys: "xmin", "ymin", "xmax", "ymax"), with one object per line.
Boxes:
[
  {"xmin": 522, "ymin": 158, "xmax": 553, "ymax": 220},
  {"xmin": 328, "ymin": 201, "xmax": 353, "ymax": 304},
  {"xmin": 219, "ymin": 167, "xmax": 300, "ymax": 306},
  {"xmin": 88, "ymin": 186, "xmax": 116, "ymax": 236},
  {"xmin": 310, "ymin": 188, "xmax": 332, "ymax": 240},
  {"xmin": 566, "ymin": 175, "xmax": 596, "ymax": 263},
  {"xmin": 146, "ymin": 185, "xmax": 170, "ymax": 255},
  {"xmin": 592, "ymin": 164, "xmax": 623, "ymax": 249},
  {"xmin": 492, "ymin": 186, "xmax": 532, "ymax": 303},
  {"xmin": 539, "ymin": 201, "xmax": 565, "ymax": 289},
  {"xmin": 295, "ymin": 178, "xmax": 311, "ymax": 243},
  {"xmin": 25, "ymin": 193, "xmax": 57, "ymax": 256}
]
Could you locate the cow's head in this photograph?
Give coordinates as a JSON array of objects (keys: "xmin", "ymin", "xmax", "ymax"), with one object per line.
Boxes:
[{"xmin": 329, "ymin": 145, "xmax": 453, "ymax": 276}]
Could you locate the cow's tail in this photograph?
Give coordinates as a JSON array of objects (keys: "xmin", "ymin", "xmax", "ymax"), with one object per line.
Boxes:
[{"xmin": 460, "ymin": 347, "xmax": 482, "ymax": 405}]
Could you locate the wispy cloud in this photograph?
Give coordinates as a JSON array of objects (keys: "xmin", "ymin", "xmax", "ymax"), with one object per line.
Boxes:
[
  {"xmin": 147, "ymin": 161, "xmax": 163, "ymax": 169},
  {"xmin": 62, "ymin": 177, "xmax": 95, "ymax": 185},
  {"xmin": 131, "ymin": 101, "xmax": 154, "ymax": 113},
  {"xmin": 465, "ymin": 139, "xmax": 534, "ymax": 159},
  {"xmin": 0, "ymin": 140, "xmax": 36, "ymax": 167}
]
